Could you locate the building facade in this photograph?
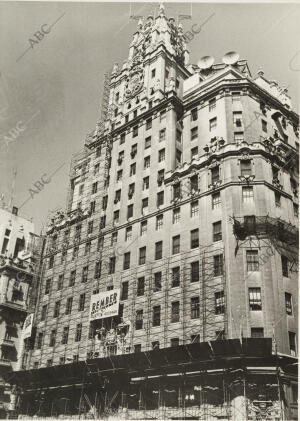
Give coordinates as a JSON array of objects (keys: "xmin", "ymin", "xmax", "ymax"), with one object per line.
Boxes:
[
  {"xmin": 9, "ymin": 5, "xmax": 299, "ymax": 420},
  {"xmin": 0, "ymin": 205, "xmax": 42, "ymax": 417}
]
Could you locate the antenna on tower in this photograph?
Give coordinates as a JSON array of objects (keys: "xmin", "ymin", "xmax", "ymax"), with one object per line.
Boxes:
[{"xmin": 9, "ymin": 168, "xmax": 17, "ymax": 209}]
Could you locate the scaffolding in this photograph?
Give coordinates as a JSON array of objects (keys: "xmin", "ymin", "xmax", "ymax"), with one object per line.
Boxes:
[{"xmin": 230, "ymin": 214, "xmax": 299, "ymax": 272}]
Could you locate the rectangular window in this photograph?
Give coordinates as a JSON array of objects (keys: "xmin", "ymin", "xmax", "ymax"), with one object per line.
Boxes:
[
  {"xmin": 135, "ymin": 309, "xmax": 143, "ymax": 330},
  {"xmin": 242, "ymin": 186, "xmax": 254, "ymax": 202},
  {"xmin": 293, "ymin": 203, "xmax": 298, "ymax": 217},
  {"xmin": 125, "ymin": 226, "xmax": 132, "ymax": 241},
  {"xmin": 214, "ymin": 254, "xmax": 223, "ymax": 277},
  {"xmin": 282, "ymin": 255, "xmax": 289, "ymax": 277},
  {"xmin": 78, "ymin": 293, "xmax": 85, "ymax": 311},
  {"xmin": 289, "ymin": 332, "xmax": 296, "ymax": 356},
  {"xmin": 82, "ymin": 266, "xmax": 88, "ymax": 283},
  {"xmin": 48, "ymin": 256, "xmax": 54, "ymax": 269},
  {"xmin": 49, "ymin": 330, "xmax": 56, "ymax": 347},
  {"xmin": 94, "ymin": 163, "xmax": 100, "ymax": 175},
  {"xmin": 209, "ymin": 117, "xmax": 217, "ymax": 131},
  {"xmin": 191, "ymin": 147, "xmax": 198, "ymax": 160},
  {"xmin": 62, "ymin": 326, "xmax": 69, "ymax": 345},
  {"xmin": 102, "ymin": 196, "xmax": 108, "ymax": 210},
  {"xmin": 72, "ymin": 246, "xmax": 78, "ymax": 260},
  {"xmin": 191, "ymin": 200, "xmax": 199, "ymax": 217},
  {"xmin": 157, "ymin": 191, "xmax": 164, "ymax": 206},
  {"xmin": 113, "ymin": 210, "xmax": 119, "ymax": 223},
  {"xmin": 145, "ymin": 136, "xmax": 151, "ymax": 149},
  {"xmin": 111, "ymin": 231, "xmax": 118, "ymax": 246},
  {"xmin": 75, "ymin": 323, "xmax": 82, "ymax": 342},
  {"xmin": 92, "ymin": 182, "xmax": 98, "ymax": 194},
  {"xmin": 69, "ymin": 270, "xmax": 76, "ymax": 287},
  {"xmin": 54, "ymin": 301, "xmax": 60, "ymax": 318},
  {"xmin": 171, "ymin": 301, "xmax": 180, "ymax": 323},
  {"xmin": 139, "ymin": 247, "xmax": 146, "ymax": 265},
  {"xmin": 65, "ymin": 297, "xmax": 73, "ymax": 315},
  {"xmin": 156, "ymin": 214, "xmax": 163, "ymax": 230},
  {"xmin": 234, "ymin": 132, "xmax": 244, "ymax": 143},
  {"xmin": 154, "ymin": 272, "xmax": 162, "ymax": 292},
  {"xmin": 246, "ymin": 250, "xmax": 259, "ymax": 272},
  {"xmin": 212, "ymin": 192, "xmax": 221, "ymax": 209},
  {"xmin": 240, "ymin": 160, "xmax": 252, "ymax": 176},
  {"xmin": 157, "ymin": 169, "xmax": 164, "ymax": 185},
  {"xmin": 140, "ymin": 221, "xmax": 147, "ymax": 236},
  {"xmin": 173, "ymin": 183, "xmax": 181, "ymax": 200},
  {"xmin": 143, "ymin": 176, "xmax": 149, "ymax": 190},
  {"xmin": 172, "ymin": 235, "xmax": 180, "ymax": 254},
  {"xmin": 127, "ymin": 204, "xmax": 133, "ymax": 218},
  {"xmin": 137, "ymin": 277, "xmax": 145, "ymax": 296},
  {"xmin": 190, "ymin": 174, "xmax": 198, "ymax": 191},
  {"xmin": 117, "ymin": 170, "xmax": 123, "ymax": 181},
  {"xmin": 275, "ymin": 191, "xmax": 281, "ymax": 207},
  {"xmin": 41, "ymin": 304, "xmax": 47, "ymax": 321},
  {"xmin": 88, "ymin": 221, "xmax": 94, "ymax": 235},
  {"xmin": 191, "ymin": 108, "xmax": 198, "ymax": 121},
  {"xmin": 142, "ymin": 198, "xmax": 149, "ymax": 212},
  {"xmin": 191, "ymin": 297, "xmax": 200, "ymax": 319},
  {"xmin": 100, "ymin": 216, "xmax": 106, "ymax": 229},
  {"xmin": 232, "ymin": 91, "xmax": 240, "ymax": 101},
  {"xmin": 160, "ymin": 110, "xmax": 166, "ymax": 121},
  {"xmin": 120, "ymin": 132, "xmax": 125, "ymax": 144},
  {"xmin": 249, "ymin": 288, "xmax": 262, "ymax": 311},
  {"xmin": 121, "ymin": 281, "xmax": 129, "ymax": 300},
  {"xmin": 94, "ymin": 261, "xmax": 101, "ymax": 279},
  {"xmin": 134, "ymin": 344, "xmax": 141, "ymax": 353},
  {"xmin": 159, "ymin": 129, "xmax": 166, "ymax": 142},
  {"xmin": 171, "ymin": 338, "xmax": 179, "ymax": 347},
  {"xmin": 90, "ymin": 201, "xmax": 96, "ymax": 214},
  {"xmin": 285, "ymin": 292, "xmax": 293, "ymax": 315},
  {"xmin": 57, "ymin": 274, "xmax": 64, "ymax": 290},
  {"xmin": 191, "ymin": 261, "xmax": 199, "ymax": 282},
  {"xmin": 36, "ymin": 332, "xmax": 43, "ymax": 349},
  {"xmin": 158, "ymin": 148, "xmax": 165, "ymax": 162},
  {"xmin": 172, "ymin": 267, "xmax": 180, "ymax": 288},
  {"xmin": 233, "ymin": 111, "xmax": 243, "ymax": 127},
  {"xmin": 211, "ymin": 166, "xmax": 220, "ymax": 184},
  {"xmin": 131, "ymin": 144, "xmax": 137, "ymax": 157},
  {"xmin": 155, "ymin": 241, "xmax": 163, "ymax": 260},
  {"xmin": 215, "ymin": 291, "xmax": 225, "ymax": 315},
  {"xmin": 144, "ymin": 156, "xmax": 150, "ymax": 168},
  {"xmin": 133, "ymin": 125, "xmax": 138, "ymax": 137},
  {"xmin": 176, "ymin": 149, "xmax": 182, "ymax": 164},
  {"xmin": 209, "ymin": 98, "xmax": 216, "ymax": 111},
  {"xmin": 128, "ymin": 184, "xmax": 134, "ymax": 198},
  {"xmin": 130, "ymin": 163, "xmax": 136, "ymax": 176},
  {"xmin": 173, "ymin": 207, "xmax": 180, "ymax": 224},
  {"xmin": 213, "ymin": 221, "xmax": 222, "ymax": 242},
  {"xmin": 151, "ymin": 69, "xmax": 156, "ymax": 78},
  {"xmin": 191, "ymin": 229, "xmax": 199, "ymax": 249},
  {"xmin": 146, "ymin": 118, "xmax": 152, "ymax": 130},
  {"xmin": 109, "ymin": 256, "xmax": 116, "ymax": 274},
  {"xmin": 191, "ymin": 127, "xmax": 198, "ymax": 140},
  {"xmin": 251, "ymin": 328, "xmax": 264, "ymax": 338},
  {"xmin": 153, "ymin": 306, "xmax": 161, "ymax": 327},
  {"xmin": 176, "ymin": 129, "xmax": 182, "ymax": 143},
  {"xmin": 85, "ymin": 241, "xmax": 91, "ymax": 255},
  {"xmin": 123, "ymin": 252, "xmax": 131, "ymax": 270}
]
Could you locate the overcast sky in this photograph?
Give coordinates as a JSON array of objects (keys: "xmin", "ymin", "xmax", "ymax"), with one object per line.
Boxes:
[{"xmin": 0, "ymin": 1, "xmax": 299, "ymax": 233}]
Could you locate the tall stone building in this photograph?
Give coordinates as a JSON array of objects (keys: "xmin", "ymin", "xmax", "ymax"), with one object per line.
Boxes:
[
  {"xmin": 9, "ymin": 5, "xmax": 298, "ymax": 420},
  {"xmin": 0, "ymin": 205, "xmax": 42, "ymax": 417}
]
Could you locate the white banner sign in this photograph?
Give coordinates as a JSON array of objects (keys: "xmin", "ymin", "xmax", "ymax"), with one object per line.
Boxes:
[
  {"xmin": 89, "ymin": 289, "xmax": 120, "ymax": 321},
  {"xmin": 22, "ymin": 313, "xmax": 33, "ymax": 339}
]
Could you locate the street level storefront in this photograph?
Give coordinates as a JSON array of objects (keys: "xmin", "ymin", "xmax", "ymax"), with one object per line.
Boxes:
[{"xmin": 5, "ymin": 338, "xmax": 298, "ymax": 420}]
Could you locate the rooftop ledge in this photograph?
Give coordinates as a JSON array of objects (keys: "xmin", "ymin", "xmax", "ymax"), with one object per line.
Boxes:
[{"xmin": 165, "ymin": 138, "xmax": 298, "ymax": 183}]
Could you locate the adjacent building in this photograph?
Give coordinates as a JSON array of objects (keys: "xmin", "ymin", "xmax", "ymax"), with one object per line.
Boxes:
[
  {"xmin": 0, "ymin": 205, "xmax": 43, "ymax": 417},
  {"xmin": 8, "ymin": 5, "xmax": 299, "ymax": 420}
]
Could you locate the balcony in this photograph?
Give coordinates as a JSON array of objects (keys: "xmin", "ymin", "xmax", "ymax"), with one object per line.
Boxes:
[
  {"xmin": 0, "ymin": 338, "xmax": 15, "ymax": 348},
  {"xmin": 0, "ymin": 297, "xmax": 28, "ymax": 313},
  {"xmin": 0, "ymin": 358, "xmax": 11, "ymax": 367}
]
